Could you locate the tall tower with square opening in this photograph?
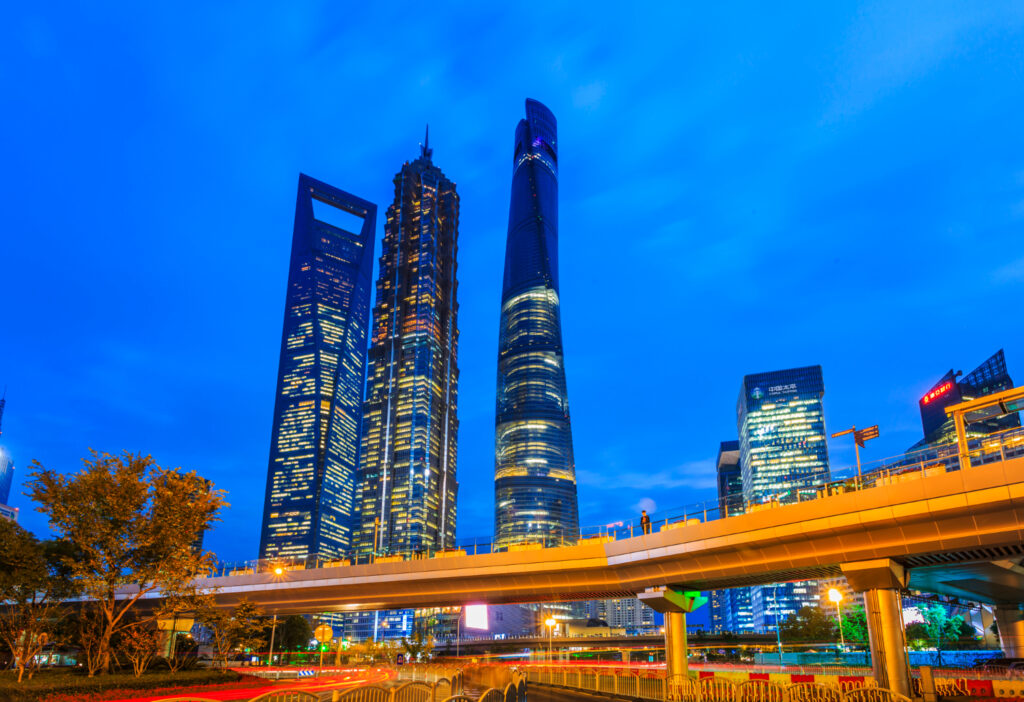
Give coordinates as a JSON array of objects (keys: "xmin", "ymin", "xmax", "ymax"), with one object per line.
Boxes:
[{"xmin": 259, "ymin": 174, "xmax": 376, "ymax": 560}]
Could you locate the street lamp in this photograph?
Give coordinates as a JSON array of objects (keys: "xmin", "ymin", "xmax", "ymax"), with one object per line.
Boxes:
[
  {"xmin": 829, "ymin": 588, "xmax": 846, "ymax": 653},
  {"xmin": 545, "ymin": 617, "xmax": 556, "ymax": 661}
]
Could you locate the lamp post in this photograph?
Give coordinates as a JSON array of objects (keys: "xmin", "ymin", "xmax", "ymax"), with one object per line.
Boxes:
[
  {"xmin": 829, "ymin": 588, "xmax": 846, "ymax": 653},
  {"xmin": 545, "ymin": 617, "xmax": 556, "ymax": 662},
  {"xmin": 831, "ymin": 425, "xmax": 879, "ymax": 486}
]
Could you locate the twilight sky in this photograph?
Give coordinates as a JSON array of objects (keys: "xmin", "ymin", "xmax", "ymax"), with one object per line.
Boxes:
[{"xmin": 2, "ymin": 3, "xmax": 1024, "ymax": 565}]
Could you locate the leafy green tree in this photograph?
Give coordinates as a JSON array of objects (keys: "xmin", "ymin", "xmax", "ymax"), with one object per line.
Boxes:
[
  {"xmin": 840, "ymin": 604, "xmax": 868, "ymax": 644},
  {"xmin": 906, "ymin": 605, "xmax": 979, "ymax": 651},
  {"xmin": 27, "ymin": 450, "xmax": 226, "ymax": 675},
  {"xmin": 780, "ymin": 606, "xmax": 838, "ymax": 642},
  {"xmin": 0, "ymin": 520, "xmax": 77, "ymax": 682},
  {"xmin": 278, "ymin": 615, "xmax": 313, "ymax": 659}
]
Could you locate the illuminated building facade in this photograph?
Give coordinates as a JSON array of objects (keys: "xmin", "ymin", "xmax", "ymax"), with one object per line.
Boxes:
[
  {"xmin": 909, "ymin": 349, "xmax": 1018, "ymax": 451},
  {"xmin": 737, "ymin": 365, "xmax": 829, "ymax": 505},
  {"xmin": 737, "ymin": 365, "xmax": 829, "ymax": 632},
  {"xmin": 583, "ymin": 598, "xmax": 657, "ymax": 632},
  {"xmin": 259, "ymin": 174, "xmax": 376, "ymax": 561},
  {"xmin": 494, "ymin": 99, "xmax": 579, "ymax": 548},
  {"xmin": 352, "ymin": 133, "xmax": 459, "ymax": 557},
  {"xmin": 0, "ymin": 394, "xmax": 15, "ymax": 515},
  {"xmin": 709, "ymin": 440, "xmax": 753, "ymax": 633}
]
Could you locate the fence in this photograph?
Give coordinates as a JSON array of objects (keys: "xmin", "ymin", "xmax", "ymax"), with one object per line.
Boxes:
[
  {"xmin": 151, "ymin": 666, "xmax": 469, "ymax": 702},
  {"xmin": 521, "ymin": 664, "xmax": 914, "ymax": 702}
]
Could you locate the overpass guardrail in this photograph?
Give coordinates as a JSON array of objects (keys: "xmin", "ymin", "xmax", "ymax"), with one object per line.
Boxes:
[{"xmin": 211, "ymin": 426, "xmax": 1024, "ymax": 576}]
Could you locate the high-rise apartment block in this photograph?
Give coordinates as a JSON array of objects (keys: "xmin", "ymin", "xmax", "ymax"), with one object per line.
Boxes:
[
  {"xmin": 353, "ymin": 134, "xmax": 460, "ymax": 557},
  {"xmin": 737, "ymin": 365, "xmax": 830, "ymax": 631},
  {"xmin": 259, "ymin": 175, "xmax": 376, "ymax": 560},
  {"xmin": 583, "ymin": 598, "xmax": 657, "ymax": 632},
  {"xmin": 494, "ymin": 99, "xmax": 579, "ymax": 548}
]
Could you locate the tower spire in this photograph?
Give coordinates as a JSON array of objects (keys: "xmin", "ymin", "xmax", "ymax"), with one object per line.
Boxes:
[{"xmin": 420, "ymin": 124, "xmax": 433, "ymax": 160}]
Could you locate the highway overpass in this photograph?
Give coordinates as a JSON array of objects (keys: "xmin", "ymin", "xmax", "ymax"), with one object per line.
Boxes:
[{"xmin": 198, "ymin": 455, "xmax": 1023, "ymax": 612}]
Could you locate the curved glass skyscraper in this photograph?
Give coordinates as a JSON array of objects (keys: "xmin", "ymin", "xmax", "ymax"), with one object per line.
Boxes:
[{"xmin": 494, "ymin": 99, "xmax": 579, "ymax": 548}]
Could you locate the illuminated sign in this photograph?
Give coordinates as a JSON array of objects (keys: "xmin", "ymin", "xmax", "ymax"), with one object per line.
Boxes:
[
  {"xmin": 465, "ymin": 604, "xmax": 488, "ymax": 631},
  {"xmin": 922, "ymin": 381, "xmax": 954, "ymax": 405}
]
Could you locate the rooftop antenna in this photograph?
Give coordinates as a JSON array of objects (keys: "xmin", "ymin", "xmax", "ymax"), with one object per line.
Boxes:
[{"xmin": 420, "ymin": 124, "xmax": 433, "ymax": 160}]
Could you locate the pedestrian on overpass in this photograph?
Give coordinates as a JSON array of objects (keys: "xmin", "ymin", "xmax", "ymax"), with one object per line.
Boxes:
[{"xmin": 640, "ymin": 510, "xmax": 651, "ymax": 535}]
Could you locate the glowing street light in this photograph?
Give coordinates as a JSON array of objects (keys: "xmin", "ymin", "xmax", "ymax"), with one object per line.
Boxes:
[
  {"xmin": 274, "ymin": 566, "xmax": 284, "ymax": 575},
  {"xmin": 545, "ymin": 617, "xmax": 557, "ymax": 661},
  {"xmin": 828, "ymin": 588, "xmax": 846, "ymax": 652}
]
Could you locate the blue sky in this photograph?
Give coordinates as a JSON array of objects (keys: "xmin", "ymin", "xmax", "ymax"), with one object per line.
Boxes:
[{"xmin": 2, "ymin": 3, "xmax": 1024, "ymax": 567}]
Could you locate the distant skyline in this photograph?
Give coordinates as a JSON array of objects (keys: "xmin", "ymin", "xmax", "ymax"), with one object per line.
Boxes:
[{"xmin": 3, "ymin": 4, "xmax": 1024, "ymax": 564}]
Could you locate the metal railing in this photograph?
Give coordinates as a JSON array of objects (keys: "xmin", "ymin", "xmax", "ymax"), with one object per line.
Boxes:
[
  {"xmin": 150, "ymin": 670, "xmax": 473, "ymax": 702},
  {"xmin": 521, "ymin": 664, "xmax": 914, "ymax": 702},
  {"xmin": 208, "ymin": 426, "xmax": 1024, "ymax": 576}
]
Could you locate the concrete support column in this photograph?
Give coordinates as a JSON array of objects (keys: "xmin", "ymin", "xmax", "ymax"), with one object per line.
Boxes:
[
  {"xmin": 621, "ymin": 649, "xmax": 630, "ymax": 663},
  {"xmin": 862, "ymin": 587, "xmax": 911, "ymax": 697},
  {"xmin": 841, "ymin": 559, "xmax": 911, "ymax": 699},
  {"xmin": 664, "ymin": 611, "xmax": 688, "ymax": 678},
  {"xmin": 637, "ymin": 587, "xmax": 704, "ymax": 681},
  {"xmin": 994, "ymin": 605, "xmax": 1024, "ymax": 657}
]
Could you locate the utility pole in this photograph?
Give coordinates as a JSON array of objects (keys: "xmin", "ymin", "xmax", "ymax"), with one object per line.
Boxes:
[{"xmin": 267, "ymin": 613, "xmax": 278, "ymax": 666}]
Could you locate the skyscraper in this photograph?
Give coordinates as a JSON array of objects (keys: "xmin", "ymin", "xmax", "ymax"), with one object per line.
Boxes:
[
  {"xmin": 909, "ymin": 349, "xmax": 1018, "ymax": 451},
  {"xmin": 259, "ymin": 174, "xmax": 376, "ymax": 561},
  {"xmin": 0, "ymin": 394, "xmax": 13, "ymax": 508},
  {"xmin": 709, "ymin": 440, "xmax": 753, "ymax": 633},
  {"xmin": 737, "ymin": 365, "xmax": 830, "ymax": 631},
  {"xmin": 353, "ymin": 132, "xmax": 460, "ymax": 557},
  {"xmin": 494, "ymin": 99, "xmax": 579, "ymax": 548}
]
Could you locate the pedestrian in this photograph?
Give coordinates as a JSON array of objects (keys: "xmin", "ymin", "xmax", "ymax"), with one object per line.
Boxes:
[{"xmin": 640, "ymin": 509, "xmax": 652, "ymax": 535}]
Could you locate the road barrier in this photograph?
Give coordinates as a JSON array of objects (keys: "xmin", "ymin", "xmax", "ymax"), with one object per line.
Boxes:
[{"xmin": 520, "ymin": 664, "xmax": 914, "ymax": 702}]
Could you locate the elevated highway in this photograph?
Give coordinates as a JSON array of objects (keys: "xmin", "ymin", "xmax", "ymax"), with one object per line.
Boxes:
[{"xmin": 199, "ymin": 456, "xmax": 1024, "ymax": 611}]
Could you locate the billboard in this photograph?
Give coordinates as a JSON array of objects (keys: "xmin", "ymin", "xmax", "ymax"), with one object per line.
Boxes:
[{"xmin": 464, "ymin": 604, "xmax": 488, "ymax": 630}]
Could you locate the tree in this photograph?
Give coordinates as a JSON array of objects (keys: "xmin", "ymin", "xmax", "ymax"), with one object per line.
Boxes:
[
  {"xmin": 401, "ymin": 626, "xmax": 434, "ymax": 662},
  {"xmin": 779, "ymin": 606, "xmax": 838, "ymax": 642},
  {"xmin": 0, "ymin": 520, "xmax": 77, "ymax": 682},
  {"xmin": 27, "ymin": 450, "xmax": 226, "ymax": 675},
  {"xmin": 276, "ymin": 615, "xmax": 313, "ymax": 661},
  {"xmin": 197, "ymin": 599, "xmax": 266, "ymax": 669},
  {"xmin": 905, "ymin": 604, "xmax": 979, "ymax": 652},
  {"xmin": 840, "ymin": 604, "xmax": 868, "ymax": 644},
  {"xmin": 117, "ymin": 625, "xmax": 162, "ymax": 677}
]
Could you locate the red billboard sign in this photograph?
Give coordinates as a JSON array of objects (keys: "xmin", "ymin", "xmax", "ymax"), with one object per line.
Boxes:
[{"xmin": 922, "ymin": 381, "xmax": 954, "ymax": 405}]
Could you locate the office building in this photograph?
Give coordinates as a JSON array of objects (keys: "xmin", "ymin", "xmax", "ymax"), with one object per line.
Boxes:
[
  {"xmin": 737, "ymin": 365, "xmax": 830, "ymax": 505},
  {"xmin": 0, "ymin": 448, "xmax": 11, "ymax": 508},
  {"xmin": 259, "ymin": 174, "xmax": 376, "ymax": 561},
  {"xmin": 909, "ymin": 349, "xmax": 1018, "ymax": 451},
  {"xmin": 583, "ymin": 598, "xmax": 657, "ymax": 633},
  {"xmin": 353, "ymin": 133, "xmax": 460, "ymax": 557},
  {"xmin": 0, "ymin": 393, "xmax": 16, "ymax": 516},
  {"xmin": 737, "ymin": 365, "xmax": 830, "ymax": 631},
  {"xmin": 494, "ymin": 99, "xmax": 579, "ymax": 548},
  {"xmin": 709, "ymin": 440, "xmax": 754, "ymax": 633}
]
